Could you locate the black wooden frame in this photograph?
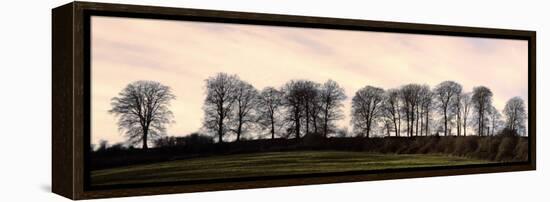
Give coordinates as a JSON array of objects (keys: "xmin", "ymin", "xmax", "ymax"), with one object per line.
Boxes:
[{"xmin": 52, "ymin": 1, "xmax": 536, "ymax": 200}]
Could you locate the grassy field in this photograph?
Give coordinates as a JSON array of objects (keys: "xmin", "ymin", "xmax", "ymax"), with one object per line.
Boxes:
[{"xmin": 91, "ymin": 151, "xmax": 490, "ymax": 186}]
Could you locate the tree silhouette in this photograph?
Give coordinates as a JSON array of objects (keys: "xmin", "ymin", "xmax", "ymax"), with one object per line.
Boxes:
[
  {"xmin": 203, "ymin": 73, "xmax": 239, "ymax": 143},
  {"xmin": 302, "ymin": 81, "xmax": 321, "ymax": 134},
  {"xmin": 257, "ymin": 87, "xmax": 283, "ymax": 139},
  {"xmin": 352, "ymin": 86, "xmax": 385, "ymax": 138},
  {"xmin": 418, "ymin": 85, "xmax": 433, "ymax": 136},
  {"xmin": 319, "ymin": 80, "xmax": 347, "ymax": 138},
  {"xmin": 503, "ymin": 97, "xmax": 526, "ymax": 136},
  {"xmin": 400, "ymin": 84, "xmax": 421, "ymax": 137},
  {"xmin": 434, "ymin": 81, "xmax": 462, "ymax": 136},
  {"xmin": 281, "ymin": 80, "xmax": 307, "ymax": 139},
  {"xmin": 231, "ymin": 80, "xmax": 259, "ymax": 141},
  {"xmin": 383, "ymin": 88, "xmax": 402, "ymax": 137},
  {"xmin": 109, "ymin": 80, "xmax": 175, "ymax": 149},
  {"xmin": 472, "ymin": 86, "xmax": 493, "ymax": 136},
  {"xmin": 194, "ymin": 72, "xmax": 521, "ymax": 140}
]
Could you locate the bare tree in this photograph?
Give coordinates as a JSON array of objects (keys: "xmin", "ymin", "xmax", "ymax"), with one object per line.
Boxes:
[
  {"xmin": 400, "ymin": 84, "xmax": 421, "ymax": 137},
  {"xmin": 434, "ymin": 81, "xmax": 462, "ymax": 136},
  {"xmin": 383, "ymin": 88, "xmax": 402, "ymax": 137},
  {"xmin": 280, "ymin": 80, "xmax": 323, "ymax": 138},
  {"xmin": 257, "ymin": 87, "xmax": 283, "ymax": 139},
  {"xmin": 418, "ymin": 85, "xmax": 433, "ymax": 136},
  {"xmin": 503, "ymin": 97, "xmax": 527, "ymax": 136},
  {"xmin": 472, "ymin": 86, "xmax": 493, "ymax": 136},
  {"xmin": 203, "ymin": 73, "xmax": 239, "ymax": 143},
  {"xmin": 319, "ymin": 80, "xmax": 347, "ymax": 137},
  {"xmin": 302, "ymin": 81, "xmax": 321, "ymax": 134},
  {"xmin": 460, "ymin": 93, "xmax": 472, "ymax": 136},
  {"xmin": 351, "ymin": 86, "xmax": 385, "ymax": 138},
  {"xmin": 281, "ymin": 80, "xmax": 307, "ymax": 139},
  {"xmin": 231, "ymin": 80, "xmax": 259, "ymax": 141},
  {"xmin": 109, "ymin": 80, "xmax": 175, "ymax": 149}
]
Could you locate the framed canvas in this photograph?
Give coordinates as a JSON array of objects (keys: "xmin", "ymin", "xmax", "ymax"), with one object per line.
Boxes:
[{"xmin": 52, "ymin": 1, "xmax": 536, "ymax": 200}]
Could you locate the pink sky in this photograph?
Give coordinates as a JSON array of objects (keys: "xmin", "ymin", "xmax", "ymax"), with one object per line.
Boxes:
[{"xmin": 91, "ymin": 16, "xmax": 528, "ymax": 145}]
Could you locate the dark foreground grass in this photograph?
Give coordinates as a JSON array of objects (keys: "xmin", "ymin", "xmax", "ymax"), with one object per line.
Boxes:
[{"xmin": 91, "ymin": 151, "xmax": 489, "ymax": 186}]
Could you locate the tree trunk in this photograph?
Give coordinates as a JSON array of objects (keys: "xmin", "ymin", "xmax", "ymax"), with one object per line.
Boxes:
[
  {"xmin": 236, "ymin": 119, "xmax": 242, "ymax": 141},
  {"xmin": 462, "ymin": 107, "xmax": 467, "ymax": 136},
  {"xmin": 313, "ymin": 114, "xmax": 318, "ymax": 134},
  {"xmin": 323, "ymin": 107, "xmax": 329, "ymax": 138},
  {"xmin": 411, "ymin": 106, "xmax": 415, "ymax": 137},
  {"xmin": 323, "ymin": 122, "xmax": 328, "ymax": 138},
  {"xmin": 420, "ymin": 107, "xmax": 424, "ymax": 137},
  {"xmin": 478, "ymin": 116, "xmax": 481, "ymax": 136},
  {"xmin": 456, "ymin": 110, "xmax": 461, "ymax": 136},
  {"xmin": 481, "ymin": 112, "xmax": 488, "ymax": 136},
  {"xmin": 142, "ymin": 129, "xmax": 148, "ymax": 150},
  {"xmin": 444, "ymin": 108, "xmax": 448, "ymax": 136},
  {"xmin": 478, "ymin": 110, "xmax": 482, "ymax": 136},
  {"xmin": 406, "ymin": 111, "xmax": 410, "ymax": 137},
  {"xmin": 218, "ymin": 117, "xmax": 223, "ymax": 143},
  {"xmin": 393, "ymin": 119, "xmax": 398, "ymax": 137},
  {"xmin": 409, "ymin": 107, "xmax": 414, "ymax": 137},
  {"xmin": 271, "ymin": 114, "xmax": 275, "ymax": 139}
]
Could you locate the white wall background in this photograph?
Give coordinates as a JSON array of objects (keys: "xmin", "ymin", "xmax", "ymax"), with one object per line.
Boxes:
[{"xmin": 0, "ymin": 0, "xmax": 547, "ymax": 201}]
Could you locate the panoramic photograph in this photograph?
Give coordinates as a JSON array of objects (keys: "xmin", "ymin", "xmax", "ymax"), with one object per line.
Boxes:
[{"xmin": 89, "ymin": 16, "xmax": 529, "ymax": 187}]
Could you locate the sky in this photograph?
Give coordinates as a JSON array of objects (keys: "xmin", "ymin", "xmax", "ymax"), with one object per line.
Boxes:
[{"xmin": 91, "ymin": 16, "xmax": 528, "ymax": 146}]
